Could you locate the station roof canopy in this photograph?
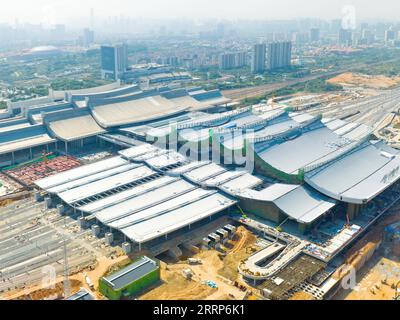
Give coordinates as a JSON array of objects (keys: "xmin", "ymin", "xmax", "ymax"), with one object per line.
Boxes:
[
  {"xmin": 45, "ymin": 109, "xmax": 106, "ymax": 142},
  {"xmin": 91, "ymin": 95, "xmax": 188, "ymax": 128},
  {"xmin": 305, "ymin": 141, "xmax": 400, "ymax": 204},
  {"xmin": 35, "ymin": 156, "xmax": 129, "ymax": 190},
  {"xmin": 238, "ymin": 184, "xmax": 337, "ymax": 224},
  {"xmin": 257, "ymin": 125, "xmax": 354, "ymax": 175},
  {"xmin": 36, "ymin": 147, "xmax": 237, "ymax": 244},
  {"xmin": 0, "ymin": 124, "xmax": 56, "ymax": 155}
]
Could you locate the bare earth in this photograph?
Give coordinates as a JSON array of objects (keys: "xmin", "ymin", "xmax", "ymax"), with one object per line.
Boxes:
[
  {"xmin": 140, "ymin": 227, "xmax": 256, "ymax": 300},
  {"xmin": 4, "ymin": 255, "xmax": 130, "ymax": 300},
  {"xmin": 328, "ymin": 72, "xmax": 400, "ymax": 89},
  {"xmin": 335, "ymin": 256, "xmax": 400, "ymax": 300}
]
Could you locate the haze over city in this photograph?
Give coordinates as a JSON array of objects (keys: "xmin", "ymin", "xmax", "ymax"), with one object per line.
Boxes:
[{"xmin": 2, "ymin": 0, "xmax": 400, "ymax": 26}]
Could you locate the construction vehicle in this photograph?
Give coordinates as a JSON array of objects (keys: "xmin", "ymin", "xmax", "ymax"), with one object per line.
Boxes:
[
  {"xmin": 182, "ymin": 269, "xmax": 194, "ymax": 280},
  {"xmin": 84, "ymin": 272, "xmax": 94, "ymax": 290},
  {"xmin": 188, "ymin": 258, "xmax": 202, "ymax": 265}
]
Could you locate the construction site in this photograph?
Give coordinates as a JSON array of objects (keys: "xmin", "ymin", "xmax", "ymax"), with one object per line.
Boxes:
[{"xmin": 1, "ymin": 82, "xmax": 400, "ymax": 301}]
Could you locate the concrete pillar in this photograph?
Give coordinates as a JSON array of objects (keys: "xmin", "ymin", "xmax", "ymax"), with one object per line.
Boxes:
[
  {"xmin": 122, "ymin": 242, "xmax": 132, "ymax": 254},
  {"xmin": 347, "ymin": 203, "xmax": 362, "ymax": 221},
  {"xmin": 78, "ymin": 217, "xmax": 86, "ymax": 229},
  {"xmin": 29, "ymin": 148, "xmax": 33, "ymax": 160},
  {"xmin": 44, "ymin": 197, "xmax": 52, "ymax": 210},
  {"xmin": 81, "ymin": 139, "xmax": 84, "ymax": 148},
  {"xmin": 65, "ymin": 141, "xmax": 68, "ymax": 155},
  {"xmin": 105, "ymin": 232, "xmax": 114, "ymax": 245},
  {"xmin": 57, "ymin": 204, "xmax": 65, "ymax": 215},
  {"xmin": 46, "ymin": 144, "xmax": 49, "ymax": 153},
  {"xmin": 34, "ymin": 191, "xmax": 42, "ymax": 202},
  {"xmin": 11, "ymin": 152, "xmax": 15, "ymax": 165},
  {"xmin": 91, "ymin": 225, "xmax": 100, "ymax": 237},
  {"xmin": 298, "ymin": 223, "xmax": 308, "ymax": 235}
]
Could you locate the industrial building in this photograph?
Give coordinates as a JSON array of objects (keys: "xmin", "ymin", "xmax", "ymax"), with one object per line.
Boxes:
[{"xmin": 99, "ymin": 256, "xmax": 160, "ymax": 300}]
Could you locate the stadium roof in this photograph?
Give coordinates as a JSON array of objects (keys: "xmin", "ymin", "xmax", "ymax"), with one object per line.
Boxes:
[{"xmin": 305, "ymin": 141, "xmax": 400, "ymax": 204}]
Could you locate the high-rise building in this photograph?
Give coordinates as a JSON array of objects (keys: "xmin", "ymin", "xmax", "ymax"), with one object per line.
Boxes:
[
  {"xmin": 385, "ymin": 29, "xmax": 396, "ymax": 42},
  {"xmin": 292, "ymin": 32, "xmax": 309, "ymax": 45},
  {"xmin": 83, "ymin": 28, "xmax": 95, "ymax": 47},
  {"xmin": 101, "ymin": 44, "xmax": 128, "ymax": 80},
  {"xmin": 234, "ymin": 52, "xmax": 247, "ymax": 68},
  {"xmin": 360, "ymin": 29, "xmax": 375, "ymax": 45},
  {"xmin": 266, "ymin": 41, "xmax": 292, "ymax": 71},
  {"xmin": 219, "ymin": 53, "xmax": 236, "ymax": 70},
  {"xmin": 310, "ymin": 28, "xmax": 320, "ymax": 42},
  {"xmin": 219, "ymin": 52, "xmax": 247, "ymax": 70},
  {"xmin": 339, "ymin": 28, "xmax": 353, "ymax": 46},
  {"xmin": 251, "ymin": 43, "xmax": 266, "ymax": 74}
]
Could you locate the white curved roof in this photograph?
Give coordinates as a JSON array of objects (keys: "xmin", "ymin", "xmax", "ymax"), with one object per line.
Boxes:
[
  {"xmin": 48, "ymin": 114, "xmax": 106, "ymax": 142},
  {"xmin": 305, "ymin": 141, "xmax": 400, "ymax": 204},
  {"xmin": 237, "ymin": 184, "xmax": 336, "ymax": 224},
  {"xmin": 91, "ymin": 96, "xmax": 188, "ymax": 128},
  {"xmin": 257, "ymin": 126, "xmax": 351, "ymax": 175}
]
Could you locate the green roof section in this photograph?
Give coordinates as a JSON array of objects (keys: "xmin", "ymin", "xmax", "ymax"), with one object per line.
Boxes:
[{"xmin": 100, "ymin": 256, "xmax": 160, "ymax": 300}]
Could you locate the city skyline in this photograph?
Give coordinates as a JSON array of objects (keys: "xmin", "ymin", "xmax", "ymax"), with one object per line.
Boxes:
[{"xmin": 3, "ymin": 0, "xmax": 400, "ymax": 27}]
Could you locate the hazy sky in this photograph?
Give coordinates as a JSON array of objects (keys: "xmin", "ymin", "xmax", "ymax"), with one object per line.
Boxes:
[{"xmin": 2, "ymin": 0, "xmax": 400, "ymax": 25}]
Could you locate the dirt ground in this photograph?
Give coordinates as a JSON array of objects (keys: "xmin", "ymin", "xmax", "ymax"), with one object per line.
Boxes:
[
  {"xmin": 14, "ymin": 279, "xmax": 83, "ymax": 300},
  {"xmin": 139, "ymin": 260, "xmax": 217, "ymax": 300},
  {"xmin": 140, "ymin": 226, "xmax": 257, "ymax": 301},
  {"xmin": 327, "ymin": 72, "xmax": 400, "ymax": 89},
  {"xmin": 335, "ymin": 255, "xmax": 400, "ymax": 300},
  {"xmin": 333, "ymin": 210, "xmax": 400, "ymax": 300},
  {"xmin": 217, "ymin": 226, "xmax": 258, "ymax": 282},
  {"xmin": 4, "ymin": 255, "xmax": 130, "ymax": 300}
]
